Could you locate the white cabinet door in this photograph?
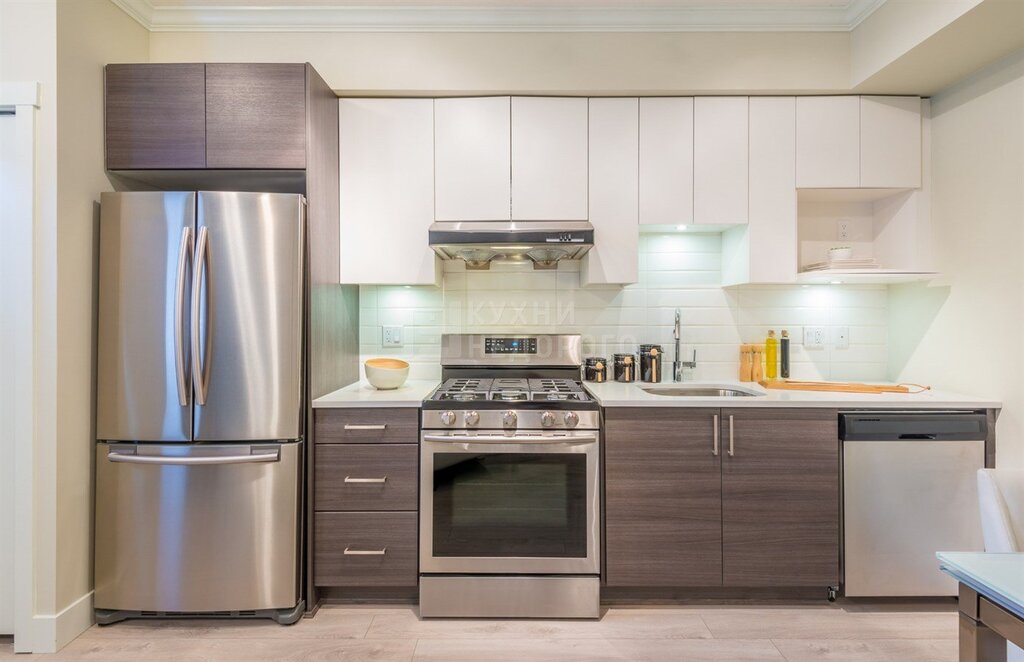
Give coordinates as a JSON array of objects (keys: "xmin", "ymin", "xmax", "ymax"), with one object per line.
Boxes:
[
  {"xmin": 747, "ymin": 96, "xmax": 797, "ymax": 283},
  {"xmin": 860, "ymin": 96, "xmax": 921, "ymax": 188},
  {"xmin": 434, "ymin": 96, "xmax": 511, "ymax": 221},
  {"xmin": 584, "ymin": 98, "xmax": 639, "ymax": 286},
  {"xmin": 693, "ymin": 97, "xmax": 748, "ymax": 224},
  {"xmin": 338, "ymin": 99, "xmax": 439, "ymax": 285},
  {"xmin": 639, "ymin": 97, "xmax": 693, "ymax": 225},
  {"xmin": 511, "ymin": 97, "xmax": 589, "ymax": 220},
  {"xmin": 796, "ymin": 96, "xmax": 860, "ymax": 188}
]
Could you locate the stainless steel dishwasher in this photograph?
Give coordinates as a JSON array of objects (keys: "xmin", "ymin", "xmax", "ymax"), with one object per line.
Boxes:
[{"xmin": 841, "ymin": 411, "xmax": 987, "ymax": 597}]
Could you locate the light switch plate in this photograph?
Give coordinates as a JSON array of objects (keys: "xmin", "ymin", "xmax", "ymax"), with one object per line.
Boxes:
[
  {"xmin": 382, "ymin": 325, "xmax": 403, "ymax": 347},
  {"xmin": 833, "ymin": 326, "xmax": 850, "ymax": 350},
  {"xmin": 804, "ymin": 326, "xmax": 827, "ymax": 349}
]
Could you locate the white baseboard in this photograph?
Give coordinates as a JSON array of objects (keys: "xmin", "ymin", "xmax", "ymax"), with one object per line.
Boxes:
[{"xmin": 17, "ymin": 591, "xmax": 94, "ymax": 654}]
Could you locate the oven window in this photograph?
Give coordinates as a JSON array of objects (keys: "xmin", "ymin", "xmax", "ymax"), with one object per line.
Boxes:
[{"xmin": 431, "ymin": 453, "xmax": 588, "ymax": 558}]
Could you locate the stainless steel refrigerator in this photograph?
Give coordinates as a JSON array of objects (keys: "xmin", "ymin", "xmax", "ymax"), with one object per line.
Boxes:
[{"xmin": 94, "ymin": 191, "xmax": 305, "ymax": 624}]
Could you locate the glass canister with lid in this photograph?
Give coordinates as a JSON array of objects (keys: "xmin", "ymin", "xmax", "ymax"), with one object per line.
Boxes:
[
  {"xmin": 639, "ymin": 344, "xmax": 663, "ymax": 383},
  {"xmin": 584, "ymin": 357, "xmax": 608, "ymax": 383},
  {"xmin": 613, "ymin": 353, "xmax": 637, "ymax": 382}
]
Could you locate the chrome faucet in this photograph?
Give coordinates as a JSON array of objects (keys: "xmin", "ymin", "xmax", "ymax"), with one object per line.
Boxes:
[{"xmin": 673, "ymin": 308, "xmax": 697, "ymax": 382}]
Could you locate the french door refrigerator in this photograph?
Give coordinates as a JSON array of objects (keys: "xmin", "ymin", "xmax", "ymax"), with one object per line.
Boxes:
[{"xmin": 94, "ymin": 191, "xmax": 305, "ymax": 624}]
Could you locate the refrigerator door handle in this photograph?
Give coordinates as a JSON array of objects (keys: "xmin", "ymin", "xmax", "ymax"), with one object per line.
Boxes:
[
  {"xmin": 191, "ymin": 226, "xmax": 210, "ymax": 406},
  {"xmin": 174, "ymin": 226, "xmax": 193, "ymax": 407},
  {"xmin": 107, "ymin": 448, "xmax": 281, "ymax": 466}
]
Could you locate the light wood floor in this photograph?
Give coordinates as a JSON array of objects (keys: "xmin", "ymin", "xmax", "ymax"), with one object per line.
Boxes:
[{"xmin": 0, "ymin": 601, "xmax": 959, "ymax": 661}]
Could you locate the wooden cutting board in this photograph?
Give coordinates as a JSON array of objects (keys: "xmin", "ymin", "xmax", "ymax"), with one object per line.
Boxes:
[{"xmin": 758, "ymin": 380, "xmax": 926, "ymax": 394}]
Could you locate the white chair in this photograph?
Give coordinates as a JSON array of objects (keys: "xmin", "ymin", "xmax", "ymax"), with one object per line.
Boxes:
[{"xmin": 977, "ymin": 469, "xmax": 1024, "ymax": 661}]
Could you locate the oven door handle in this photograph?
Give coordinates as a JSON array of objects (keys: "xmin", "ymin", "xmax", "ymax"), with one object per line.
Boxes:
[{"xmin": 421, "ymin": 434, "xmax": 598, "ymax": 445}]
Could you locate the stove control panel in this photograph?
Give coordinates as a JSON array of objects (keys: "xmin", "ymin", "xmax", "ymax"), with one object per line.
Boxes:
[{"xmin": 485, "ymin": 337, "xmax": 537, "ymax": 354}]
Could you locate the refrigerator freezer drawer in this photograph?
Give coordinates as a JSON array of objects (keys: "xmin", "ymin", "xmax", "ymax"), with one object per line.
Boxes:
[
  {"xmin": 843, "ymin": 439, "xmax": 984, "ymax": 597},
  {"xmin": 95, "ymin": 442, "xmax": 302, "ymax": 613}
]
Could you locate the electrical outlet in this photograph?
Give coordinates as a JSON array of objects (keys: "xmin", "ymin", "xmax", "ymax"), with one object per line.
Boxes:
[
  {"xmin": 833, "ymin": 326, "xmax": 850, "ymax": 350},
  {"xmin": 382, "ymin": 325, "xmax": 403, "ymax": 347},
  {"xmin": 837, "ymin": 219, "xmax": 851, "ymax": 242},
  {"xmin": 803, "ymin": 326, "xmax": 827, "ymax": 349}
]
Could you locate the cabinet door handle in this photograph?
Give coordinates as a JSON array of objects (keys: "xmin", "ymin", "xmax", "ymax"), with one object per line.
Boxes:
[
  {"xmin": 712, "ymin": 414, "xmax": 720, "ymax": 456},
  {"xmin": 344, "ymin": 424, "xmax": 387, "ymax": 431},
  {"xmin": 344, "ymin": 476, "xmax": 387, "ymax": 484},
  {"xmin": 343, "ymin": 547, "xmax": 387, "ymax": 556},
  {"xmin": 727, "ymin": 415, "xmax": 735, "ymax": 457}
]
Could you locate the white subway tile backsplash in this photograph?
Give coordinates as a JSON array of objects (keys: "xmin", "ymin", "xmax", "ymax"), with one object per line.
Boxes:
[{"xmin": 358, "ymin": 232, "xmax": 889, "ymax": 383}]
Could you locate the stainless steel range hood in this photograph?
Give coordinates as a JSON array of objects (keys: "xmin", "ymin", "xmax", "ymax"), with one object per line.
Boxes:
[{"xmin": 428, "ymin": 221, "xmax": 594, "ymax": 270}]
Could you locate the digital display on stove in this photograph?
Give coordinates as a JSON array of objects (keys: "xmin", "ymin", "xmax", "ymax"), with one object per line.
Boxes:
[{"xmin": 484, "ymin": 337, "xmax": 537, "ymax": 354}]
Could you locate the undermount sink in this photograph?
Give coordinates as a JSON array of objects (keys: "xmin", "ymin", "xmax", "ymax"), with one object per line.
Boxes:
[{"xmin": 640, "ymin": 385, "xmax": 763, "ymax": 398}]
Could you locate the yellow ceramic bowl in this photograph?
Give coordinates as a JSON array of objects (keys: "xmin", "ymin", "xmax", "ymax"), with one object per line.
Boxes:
[{"xmin": 364, "ymin": 358, "xmax": 410, "ymax": 390}]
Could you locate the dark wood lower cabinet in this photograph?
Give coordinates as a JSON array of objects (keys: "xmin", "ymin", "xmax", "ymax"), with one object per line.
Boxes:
[
  {"xmin": 604, "ymin": 408, "xmax": 723, "ymax": 587},
  {"xmin": 314, "ymin": 512, "xmax": 418, "ymax": 587},
  {"xmin": 721, "ymin": 408, "xmax": 839, "ymax": 587},
  {"xmin": 603, "ymin": 407, "xmax": 840, "ymax": 591}
]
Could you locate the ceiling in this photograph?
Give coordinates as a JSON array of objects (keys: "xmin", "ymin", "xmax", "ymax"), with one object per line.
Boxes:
[{"xmin": 111, "ymin": 0, "xmax": 888, "ymax": 32}]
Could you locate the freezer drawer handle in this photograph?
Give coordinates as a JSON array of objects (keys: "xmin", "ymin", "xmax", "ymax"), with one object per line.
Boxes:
[
  {"xmin": 106, "ymin": 450, "xmax": 280, "ymax": 465},
  {"xmin": 344, "ymin": 476, "xmax": 387, "ymax": 484},
  {"xmin": 343, "ymin": 547, "xmax": 387, "ymax": 556},
  {"xmin": 344, "ymin": 424, "xmax": 387, "ymax": 431}
]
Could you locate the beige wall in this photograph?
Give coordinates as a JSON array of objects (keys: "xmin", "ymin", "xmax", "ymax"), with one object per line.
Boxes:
[
  {"xmin": 889, "ymin": 49, "xmax": 1024, "ymax": 469},
  {"xmin": 54, "ymin": 0, "xmax": 149, "ymax": 611},
  {"xmin": 149, "ymin": 31, "xmax": 851, "ymax": 95}
]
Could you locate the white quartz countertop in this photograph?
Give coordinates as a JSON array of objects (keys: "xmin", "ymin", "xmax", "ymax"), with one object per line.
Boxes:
[
  {"xmin": 312, "ymin": 380, "xmax": 439, "ymax": 408},
  {"xmin": 583, "ymin": 381, "xmax": 1001, "ymax": 410}
]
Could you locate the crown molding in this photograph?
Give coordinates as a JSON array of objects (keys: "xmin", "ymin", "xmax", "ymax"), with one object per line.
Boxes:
[{"xmin": 110, "ymin": 0, "xmax": 888, "ymax": 33}]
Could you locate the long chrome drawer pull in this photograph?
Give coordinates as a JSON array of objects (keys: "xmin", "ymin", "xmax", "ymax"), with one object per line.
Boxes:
[
  {"xmin": 344, "ymin": 476, "xmax": 387, "ymax": 484},
  {"xmin": 344, "ymin": 424, "xmax": 387, "ymax": 431},
  {"xmin": 107, "ymin": 451, "xmax": 280, "ymax": 465},
  {"xmin": 343, "ymin": 547, "xmax": 387, "ymax": 556},
  {"xmin": 728, "ymin": 415, "xmax": 735, "ymax": 457}
]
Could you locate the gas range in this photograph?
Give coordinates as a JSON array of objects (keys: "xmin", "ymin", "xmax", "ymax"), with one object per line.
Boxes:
[
  {"xmin": 419, "ymin": 333, "xmax": 601, "ymax": 619},
  {"xmin": 422, "ymin": 334, "xmax": 599, "ymax": 431}
]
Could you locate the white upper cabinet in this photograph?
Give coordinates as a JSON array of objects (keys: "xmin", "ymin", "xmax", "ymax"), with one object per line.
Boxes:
[
  {"xmin": 797, "ymin": 96, "xmax": 922, "ymax": 189},
  {"xmin": 511, "ymin": 97, "xmax": 589, "ymax": 220},
  {"xmin": 693, "ymin": 97, "xmax": 748, "ymax": 224},
  {"xmin": 338, "ymin": 98, "xmax": 439, "ymax": 285},
  {"xmin": 747, "ymin": 96, "xmax": 797, "ymax": 284},
  {"xmin": 434, "ymin": 96, "xmax": 511, "ymax": 221},
  {"xmin": 796, "ymin": 96, "xmax": 860, "ymax": 188},
  {"xmin": 860, "ymin": 96, "xmax": 922, "ymax": 189},
  {"xmin": 639, "ymin": 97, "xmax": 694, "ymax": 225},
  {"xmin": 584, "ymin": 98, "xmax": 639, "ymax": 286}
]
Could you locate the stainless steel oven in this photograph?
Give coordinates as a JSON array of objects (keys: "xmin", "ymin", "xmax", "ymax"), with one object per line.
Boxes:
[
  {"xmin": 418, "ymin": 334, "xmax": 601, "ymax": 618},
  {"xmin": 420, "ymin": 430, "xmax": 600, "ymax": 575}
]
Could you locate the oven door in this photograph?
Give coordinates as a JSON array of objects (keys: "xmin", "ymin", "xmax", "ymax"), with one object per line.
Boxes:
[{"xmin": 420, "ymin": 431, "xmax": 599, "ymax": 575}]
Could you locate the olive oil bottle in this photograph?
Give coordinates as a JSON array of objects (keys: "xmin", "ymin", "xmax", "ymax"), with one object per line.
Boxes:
[{"xmin": 765, "ymin": 330, "xmax": 779, "ymax": 381}]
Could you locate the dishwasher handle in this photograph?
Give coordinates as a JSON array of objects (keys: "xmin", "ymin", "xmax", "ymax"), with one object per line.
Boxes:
[{"xmin": 839, "ymin": 412, "xmax": 988, "ymax": 441}]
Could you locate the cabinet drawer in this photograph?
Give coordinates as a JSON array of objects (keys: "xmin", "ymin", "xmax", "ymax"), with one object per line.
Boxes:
[
  {"xmin": 314, "ymin": 512, "xmax": 418, "ymax": 587},
  {"xmin": 315, "ymin": 408, "xmax": 419, "ymax": 444},
  {"xmin": 315, "ymin": 444, "xmax": 418, "ymax": 511}
]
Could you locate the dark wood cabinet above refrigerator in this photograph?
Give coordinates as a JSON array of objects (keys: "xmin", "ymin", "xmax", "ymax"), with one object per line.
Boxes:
[{"xmin": 105, "ymin": 62, "xmax": 309, "ymax": 171}]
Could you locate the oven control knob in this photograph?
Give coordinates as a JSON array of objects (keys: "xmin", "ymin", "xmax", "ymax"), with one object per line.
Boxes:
[
  {"xmin": 564, "ymin": 411, "xmax": 580, "ymax": 428},
  {"xmin": 502, "ymin": 410, "xmax": 518, "ymax": 428},
  {"xmin": 464, "ymin": 411, "xmax": 480, "ymax": 426},
  {"xmin": 440, "ymin": 410, "xmax": 456, "ymax": 426},
  {"xmin": 541, "ymin": 411, "xmax": 555, "ymax": 427}
]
